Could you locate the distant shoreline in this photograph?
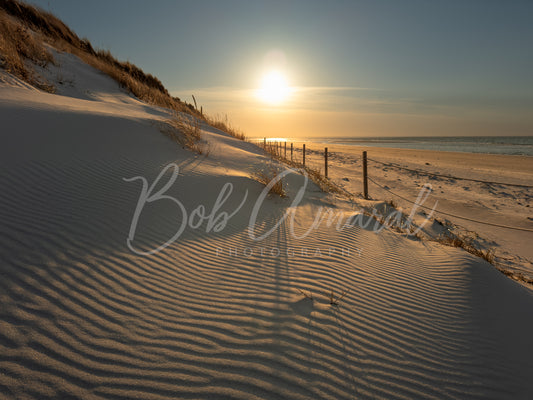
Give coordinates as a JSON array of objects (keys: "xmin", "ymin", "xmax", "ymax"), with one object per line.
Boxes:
[{"xmin": 251, "ymin": 135, "xmax": 533, "ymax": 157}]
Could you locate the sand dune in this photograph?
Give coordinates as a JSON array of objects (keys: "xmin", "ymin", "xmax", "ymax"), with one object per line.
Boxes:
[{"xmin": 1, "ymin": 51, "xmax": 533, "ymax": 399}]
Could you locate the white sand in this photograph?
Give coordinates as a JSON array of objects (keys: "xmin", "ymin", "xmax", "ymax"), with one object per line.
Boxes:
[
  {"xmin": 293, "ymin": 143, "xmax": 533, "ymax": 282},
  {"xmin": 1, "ymin": 49, "xmax": 533, "ymax": 399}
]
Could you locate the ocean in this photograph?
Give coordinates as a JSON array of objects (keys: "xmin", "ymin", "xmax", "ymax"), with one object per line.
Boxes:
[{"xmin": 301, "ymin": 136, "xmax": 533, "ymax": 156}]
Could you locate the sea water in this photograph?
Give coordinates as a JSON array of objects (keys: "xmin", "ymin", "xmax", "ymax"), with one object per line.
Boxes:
[{"xmin": 303, "ymin": 136, "xmax": 533, "ymax": 156}]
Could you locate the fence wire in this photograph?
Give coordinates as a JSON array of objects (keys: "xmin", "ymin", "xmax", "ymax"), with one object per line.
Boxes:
[
  {"xmin": 368, "ymin": 158, "xmax": 533, "ymax": 188},
  {"xmin": 367, "ymin": 176, "xmax": 533, "ymax": 233},
  {"xmin": 261, "ymin": 142, "xmax": 533, "ymax": 232}
]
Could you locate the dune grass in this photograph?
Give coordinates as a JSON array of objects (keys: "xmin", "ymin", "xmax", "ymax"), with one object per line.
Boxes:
[
  {"xmin": 156, "ymin": 114, "xmax": 209, "ymax": 155},
  {"xmin": 251, "ymin": 164, "xmax": 286, "ymax": 197},
  {"xmin": 206, "ymin": 114, "xmax": 247, "ymax": 141},
  {"xmin": 436, "ymin": 232, "xmax": 496, "ymax": 264},
  {"xmin": 496, "ymin": 268, "xmax": 533, "ymax": 285},
  {"xmin": 0, "ymin": 0, "xmax": 199, "ymax": 114},
  {"xmin": 0, "ymin": 0, "xmax": 250, "ymax": 150},
  {"xmin": 326, "ymin": 290, "xmax": 349, "ymax": 306},
  {"xmin": 0, "ymin": 10, "xmax": 55, "ymax": 91}
]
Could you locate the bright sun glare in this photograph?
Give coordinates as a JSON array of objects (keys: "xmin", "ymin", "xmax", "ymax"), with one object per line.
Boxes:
[{"xmin": 257, "ymin": 70, "xmax": 290, "ymax": 105}]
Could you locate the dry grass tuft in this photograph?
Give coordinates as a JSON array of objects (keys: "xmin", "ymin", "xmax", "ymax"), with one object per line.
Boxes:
[
  {"xmin": 496, "ymin": 268, "xmax": 533, "ymax": 285},
  {"xmin": 325, "ymin": 289, "xmax": 349, "ymax": 306},
  {"xmin": 1, "ymin": 0, "xmax": 84, "ymax": 50},
  {"xmin": 251, "ymin": 164, "xmax": 286, "ymax": 197},
  {"xmin": 0, "ymin": 10, "xmax": 54, "ymax": 85},
  {"xmin": 174, "ymin": 113, "xmax": 201, "ymax": 143},
  {"xmin": 305, "ymin": 166, "xmax": 349, "ymax": 196},
  {"xmin": 207, "ymin": 114, "xmax": 246, "ymax": 140},
  {"xmin": 437, "ymin": 234, "xmax": 495, "ymax": 264},
  {"xmin": 156, "ymin": 114, "xmax": 208, "ymax": 155}
]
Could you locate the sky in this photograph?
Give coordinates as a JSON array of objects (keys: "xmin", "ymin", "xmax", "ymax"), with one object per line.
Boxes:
[{"xmin": 28, "ymin": 0, "xmax": 533, "ymax": 138}]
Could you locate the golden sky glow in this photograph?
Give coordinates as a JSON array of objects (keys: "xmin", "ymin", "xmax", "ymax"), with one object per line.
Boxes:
[{"xmin": 30, "ymin": 1, "xmax": 533, "ymax": 139}]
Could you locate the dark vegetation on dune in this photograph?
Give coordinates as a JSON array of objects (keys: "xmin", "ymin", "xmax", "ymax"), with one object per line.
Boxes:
[
  {"xmin": 0, "ymin": 0, "xmax": 199, "ymax": 114},
  {"xmin": 0, "ymin": 0, "xmax": 247, "ymax": 139}
]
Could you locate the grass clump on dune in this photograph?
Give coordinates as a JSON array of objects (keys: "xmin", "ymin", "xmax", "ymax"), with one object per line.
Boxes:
[
  {"xmin": 206, "ymin": 114, "xmax": 246, "ymax": 141},
  {"xmin": 0, "ymin": 0, "xmax": 250, "ymax": 147},
  {"xmin": 0, "ymin": 0, "xmax": 198, "ymax": 114},
  {"xmin": 0, "ymin": 9, "xmax": 54, "ymax": 91},
  {"xmin": 437, "ymin": 233, "xmax": 495, "ymax": 264},
  {"xmin": 251, "ymin": 164, "xmax": 286, "ymax": 197},
  {"xmin": 156, "ymin": 114, "xmax": 209, "ymax": 155}
]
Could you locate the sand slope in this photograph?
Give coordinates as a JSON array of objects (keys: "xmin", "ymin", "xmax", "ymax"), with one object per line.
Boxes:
[{"xmin": 1, "ymin": 52, "xmax": 533, "ymax": 399}]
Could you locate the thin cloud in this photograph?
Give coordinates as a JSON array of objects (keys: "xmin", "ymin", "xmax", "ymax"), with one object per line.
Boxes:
[
  {"xmin": 172, "ymin": 85, "xmax": 512, "ymax": 117},
  {"xmin": 171, "ymin": 85, "xmax": 384, "ymax": 112}
]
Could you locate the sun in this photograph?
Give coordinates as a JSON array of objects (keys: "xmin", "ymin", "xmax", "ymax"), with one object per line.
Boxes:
[{"xmin": 256, "ymin": 70, "xmax": 291, "ymax": 105}]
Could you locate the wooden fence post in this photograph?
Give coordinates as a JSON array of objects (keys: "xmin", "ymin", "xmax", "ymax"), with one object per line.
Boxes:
[
  {"xmin": 303, "ymin": 144, "xmax": 306, "ymax": 167},
  {"xmin": 284, "ymin": 142, "xmax": 287, "ymax": 159},
  {"xmin": 325, "ymin": 147, "xmax": 328, "ymax": 178},
  {"xmin": 263, "ymin": 137, "xmax": 266, "ymax": 149},
  {"xmin": 291, "ymin": 143, "xmax": 293, "ymax": 161},
  {"xmin": 363, "ymin": 151, "xmax": 368, "ymax": 199}
]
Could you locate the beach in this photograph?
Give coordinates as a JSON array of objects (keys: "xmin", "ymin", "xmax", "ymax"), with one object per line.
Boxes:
[{"xmin": 1, "ymin": 40, "xmax": 533, "ymax": 400}]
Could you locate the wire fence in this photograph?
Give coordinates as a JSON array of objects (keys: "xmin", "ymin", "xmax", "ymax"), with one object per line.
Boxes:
[
  {"xmin": 363, "ymin": 156, "xmax": 533, "ymax": 232},
  {"xmin": 367, "ymin": 176, "xmax": 533, "ymax": 233},
  {"xmin": 259, "ymin": 140, "xmax": 533, "ymax": 233},
  {"xmin": 368, "ymin": 157, "xmax": 533, "ymax": 188}
]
